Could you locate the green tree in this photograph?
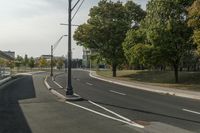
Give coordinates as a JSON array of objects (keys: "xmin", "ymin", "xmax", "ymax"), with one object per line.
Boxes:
[
  {"xmin": 142, "ymin": 0, "xmax": 194, "ymax": 83},
  {"xmin": 23, "ymin": 54, "xmax": 29, "ymax": 67},
  {"xmin": 15, "ymin": 55, "xmax": 23, "ymax": 71},
  {"xmin": 28, "ymin": 57, "xmax": 35, "ymax": 69},
  {"xmin": 123, "ymin": 28, "xmax": 147, "ymax": 66},
  {"xmin": 57, "ymin": 58, "xmax": 64, "ymax": 70},
  {"xmin": 74, "ymin": 0, "xmax": 145, "ymax": 77},
  {"xmin": 6, "ymin": 61, "xmax": 15, "ymax": 69},
  {"xmin": 0, "ymin": 58, "xmax": 5, "ymax": 67},
  {"xmin": 188, "ymin": 0, "xmax": 200, "ymax": 54},
  {"xmin": 39, "ymin": 57, "xmax": 48, "ymax": 68}
]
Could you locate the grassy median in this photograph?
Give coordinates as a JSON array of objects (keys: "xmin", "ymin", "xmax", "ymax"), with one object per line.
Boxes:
[{"xmin": 96, "ymin": 70, "xmax": 200, "ymax": 91}]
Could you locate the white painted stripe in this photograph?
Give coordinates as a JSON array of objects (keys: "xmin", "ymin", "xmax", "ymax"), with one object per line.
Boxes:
[
  {"xmin": 76, "ymin": 78, "xmax": 80, "ymax": 81},
  {"xmin": 66, "ymin": 101, "xmax": 144, "ymax": 128},
  {"xmin": 89, "ymin": 100, "xmax": 131, "ymax": 122},
  {"xmin": 86, "ymin": 82, "xmax": 93, "ymax": 86},
  {"xmin": 53, "ymin": 80, "xmax": 63, "ymax": 88},
  {"xmin": 110, "ymin": 90, "xmax": 126, "ymax": 96},
  {"xmin": 51, "ymin": 89, "xmax": 66, "ymax": 99},
  {"xmin": 182, "ymin": 109, "xmax": 200, "ymax": 115},
  {"xmin": 48, "ymin": 86, "xmax": 144, "ymax": 128}
]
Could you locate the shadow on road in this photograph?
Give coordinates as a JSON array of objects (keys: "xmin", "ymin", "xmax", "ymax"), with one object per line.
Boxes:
[{"xmin": 0, "ymin": 75, "xmax": 35, "ymax": 133}]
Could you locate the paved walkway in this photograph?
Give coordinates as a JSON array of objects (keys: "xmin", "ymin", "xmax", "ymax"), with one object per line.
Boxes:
[{"xmin": 90, "ymin": 71, "xmax": 200, "ymax": 100}]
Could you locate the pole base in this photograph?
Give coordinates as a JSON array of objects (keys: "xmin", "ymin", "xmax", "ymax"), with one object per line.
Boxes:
[
  {"xmin": 66, "ymin": 88, "xmax": 82, "ymax": 101},
  {"xmin": 65, "ymin": 94, "xmax": 83, "ymax": 101},
  {"xmin": 66, "ymin": 89, "xmax": 73, "ymax": 95}
]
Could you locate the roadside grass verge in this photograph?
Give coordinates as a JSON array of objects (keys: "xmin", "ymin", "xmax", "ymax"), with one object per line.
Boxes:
[{"xmin": 96, "ymin": 70, "xmax": 200, "ymax": 91}]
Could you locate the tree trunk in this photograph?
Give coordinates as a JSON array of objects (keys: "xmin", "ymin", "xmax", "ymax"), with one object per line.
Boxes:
[
  {"xmin": 112, "ymin": 64, "xmax": 117, "ymax": 77},
  {"xmin": 174, "ymin": 64, "xmax": 179, "ymax": 83}
]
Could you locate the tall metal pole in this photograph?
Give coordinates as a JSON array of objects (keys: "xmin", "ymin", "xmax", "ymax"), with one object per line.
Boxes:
[
  {"xmin": 50, "ymin": 45, "xmax": 53, "ymax": 77},
  {"xmin": 66, "ymin": 0, "xmax": 73, "ymax": 95}
]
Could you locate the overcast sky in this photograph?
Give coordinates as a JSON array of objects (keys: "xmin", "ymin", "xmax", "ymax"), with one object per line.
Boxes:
[{"xmin": 0, "ymin": 0, "xmax": 148, "ymax": 59}]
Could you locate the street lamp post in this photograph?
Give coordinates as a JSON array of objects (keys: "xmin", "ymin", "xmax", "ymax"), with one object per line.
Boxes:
[
  {"xmin": 50, "ymin": 35, "xmax": 68, "ymax": 77},
  {"xmin": 50, "ymin": 45, "xmax": 53, "ymax": 77},
  {"xmin": 66, "ymin": 0, "xmax": 73, "ymax": 95}
]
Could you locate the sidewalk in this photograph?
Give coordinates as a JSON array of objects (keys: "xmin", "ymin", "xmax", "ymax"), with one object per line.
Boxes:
[{"xmin": 90, "ymin": 71, "xmax": 200, "ymax": 100}]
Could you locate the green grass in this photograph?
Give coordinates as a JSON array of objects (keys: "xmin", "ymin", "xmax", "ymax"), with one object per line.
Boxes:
[{"xmin": 96, "ymin": 70, "xmax": 200, "ymax": 91}]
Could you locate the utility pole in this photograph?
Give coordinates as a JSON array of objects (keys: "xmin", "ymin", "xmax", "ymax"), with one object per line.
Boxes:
[
  {"xmin": 66, "ymin": 0, "xmax": 73, "ymax": 95},
  {"xmin": 50, "ymin": 45, "xmax": 53, "ymax": 77}
]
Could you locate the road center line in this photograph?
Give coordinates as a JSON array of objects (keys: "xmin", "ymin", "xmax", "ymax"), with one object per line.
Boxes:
[
  {"xmin": 86, "ymin": 82, "xmax": 93, "ymax": 86},
  {"xmin": 182, "ymin": 109, "xmax": 200, "ymax": 115},
  {"xmin": 109, "ymin": 90, "xmax": 126, "ymax": 96}
]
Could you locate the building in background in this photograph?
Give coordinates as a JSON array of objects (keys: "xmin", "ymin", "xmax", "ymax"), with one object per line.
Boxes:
[
  {"xmin": 40, "ymin": 55, "xmax": 52, "ymax": 61},
  {"xmin": 82, "ymin": 48, "xmax": 91, "ymax": 68},
  {"xmin": 3, "ymin": 51, "xmax": 15, "ymax": 58},
  {"xmin": 82, "ymin": 48, "xmax": 107, "ymax": 69}
]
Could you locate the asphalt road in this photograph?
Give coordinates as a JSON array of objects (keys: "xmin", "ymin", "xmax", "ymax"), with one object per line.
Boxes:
[
  {"xmin": 0, "ymin": 70, "xmax": 200, "ymax": 133},
  {"xmin": 0, "ymin": 73, "xmax": 141, "ymax": 133},
  {"xmin": 51, "ymin": 70, "xmax": 200, "ymax": 133}
]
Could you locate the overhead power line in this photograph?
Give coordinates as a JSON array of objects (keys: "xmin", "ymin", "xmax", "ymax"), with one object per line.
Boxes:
[
  {"xmin": 71, "ymin": 0, "xmax": 81, "ymax": 11},
  {"xmin": 71, "ymin": 0, "xmax": 85, "ymax": 21}
]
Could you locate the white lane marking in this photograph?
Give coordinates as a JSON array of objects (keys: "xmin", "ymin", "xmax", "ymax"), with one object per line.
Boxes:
[
  {"xmin": 109, "ymin": 90, "xmax": 126, "ymax": 96},
  {"xmin": 66, "ymin": 101, "xmax": 144, "ymax": 128},
  {"xmin": 76, "ymin": 78, "xmax": 80, "ymax": 81},
  {"xmin": 89, "ymin": 100, "xmax": 131, "ymax": 122},
  {"xmin": 182, "ymin": 109, "xmax": 200, "ymax": 115},
  {"xmin": 48, "ymin": 88, "xmax": 144, "ymax": 128},
  {"xmin": 51, "ymin": 89, "xmax": 66, "ymax": 99},
  {"xmin": 86, "ymin": 82, "xmax": 93, "ymax": 86},
  {"xmin": 44, "ymin": 76, "xmax": 52, "ymax": 90},
  {"xmin": 52, "ymin": 80, "xmax": 63, "ymax": 89}
]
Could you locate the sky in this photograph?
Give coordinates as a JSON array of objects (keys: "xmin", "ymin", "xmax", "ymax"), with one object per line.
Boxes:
[{"xmin": 0, "ymin": 0, "xmax": 148, "ymax": 59}]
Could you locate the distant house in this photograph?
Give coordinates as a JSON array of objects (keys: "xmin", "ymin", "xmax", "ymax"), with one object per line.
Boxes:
[
  {"xmin": 40, "ymin": 55, "xmax": 52, "ymax": 61},
  {"xmin": 2, "ymin": 51, "xmax": 15, "ymax": 58},
  {"xmin": 0, "ymin": 50, "xmax": 14, "ymax": 61}
]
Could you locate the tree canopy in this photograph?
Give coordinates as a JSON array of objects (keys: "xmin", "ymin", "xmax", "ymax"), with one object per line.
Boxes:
[
  {"xmin": 74, "ymin": 0, "xmax": 145, "ymax": 77},
  {"xmin": 188, "ymin": 0, "xmax": 200, "ymax": 54},
  {"xmin": 123, "ymin": 0, "xmax": 194, "ymax": 82}
]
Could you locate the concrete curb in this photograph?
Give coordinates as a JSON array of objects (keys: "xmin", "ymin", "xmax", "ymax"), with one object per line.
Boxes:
[
  {"xmin": 44, "ymin": 76, "xmax": 82, "ymax": 101},
  {"xmin": 0, "ymin": 77, "xmax": 12, "ymax": 86},
  {"xmin": 44, "ymin": 76, "xmax": 52, "ymax": 90},
  {"xmin": 90, "ymin": 71, "xmax": 200, "ymax": 100}
]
